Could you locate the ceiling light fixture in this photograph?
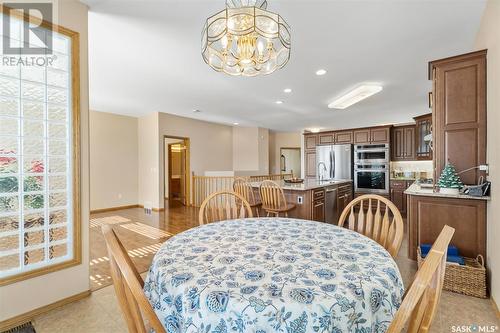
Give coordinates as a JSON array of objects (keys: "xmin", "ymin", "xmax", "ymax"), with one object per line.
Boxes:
[
  {"xmin": 275, "ymin": 100, "xmax": 283, "ymax": 104},
  {"xmin": 328, "ymin": 84, "xmax": 383, "ymax": 109},
  {"xmin": 309, "ymin": 128, "xmax": 321, "ymax": 133},
  {"xmin": 316, "ymin": 69, "xmax": 327, "ymax": 76},
  {"xmin": 233, "ymin": 122, "xmax": 239, "ymax": 125},
  {"xmin": 201, "ymin": 0, "xmax": 291, "ymax": 77},
  {"xmin": 193, "ymin": 109, "xmax": 202, "ymax": 113},
  {"xmin": 283, "ymin": 88, "xmax": 292, "ymax": 93}
]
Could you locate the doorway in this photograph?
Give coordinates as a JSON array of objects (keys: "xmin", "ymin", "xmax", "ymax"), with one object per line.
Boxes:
[
  {"xmin": 164, "ymin": 136, "xmax": 190, "ymax": 207},
  {"xmin": 280, "ymin": 147, "xmax": 301, "ymax": 177}
]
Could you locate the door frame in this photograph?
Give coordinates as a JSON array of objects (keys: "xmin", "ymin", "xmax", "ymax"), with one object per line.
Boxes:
[
  {"xmin": 163, "ymin": 135, "xmax": 191, "ymax": 206},
  {"xmin": 279, "ymin": 147, "xmax": 301, "ymax": 177}
]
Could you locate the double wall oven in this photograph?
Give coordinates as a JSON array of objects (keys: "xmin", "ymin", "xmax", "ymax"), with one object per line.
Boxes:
[{"xmin": 354, "ymin": 144, "xmax": 390, "ymax": 194}]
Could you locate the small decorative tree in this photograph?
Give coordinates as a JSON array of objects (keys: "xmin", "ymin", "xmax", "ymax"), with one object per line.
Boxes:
[{"xmin": 437, "ymin": 163, "xmax": 463, "ymax": 194}]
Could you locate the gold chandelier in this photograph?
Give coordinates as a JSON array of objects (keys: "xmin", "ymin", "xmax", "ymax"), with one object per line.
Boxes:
[{"xmin": 202, "ymin": 0, "xmax": 291, "ymax": 77}]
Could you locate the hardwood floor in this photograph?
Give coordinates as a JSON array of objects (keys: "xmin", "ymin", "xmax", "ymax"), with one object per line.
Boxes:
[{"xmin": 89, "ymin": 204, "xmax": 199, "ymax": 290}]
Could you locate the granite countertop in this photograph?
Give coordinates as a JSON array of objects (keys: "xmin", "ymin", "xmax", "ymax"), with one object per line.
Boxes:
[
  {"xmin": 390, "ymin": 177, "xmax": 416, "ymax": 181},
  {"xmin": 250, "ymin": 179, "xmax": 353, "ymax": 191},
  {"xmin": 405, "ymin": 183, "xmax": 490, "ymax": 201}
]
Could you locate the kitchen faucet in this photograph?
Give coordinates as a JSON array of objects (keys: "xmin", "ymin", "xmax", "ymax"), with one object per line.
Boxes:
[{"xmin": 317, "ymin": 162, "xmax": 327, "ymax": 181}]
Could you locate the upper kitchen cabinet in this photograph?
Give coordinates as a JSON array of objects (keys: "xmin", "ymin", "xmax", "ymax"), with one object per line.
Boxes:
[
  {"xmin": 430, "ymin": 50, "xmax": 487, "ymax": 185},
  {"xmin": 370, "ymin": 127, "xmax": 391, "ymax": 143},
  {"xmin": 318, "ymin": 132, "xmax": 334, "ymax": 145},
  {"xmin": 305, "ymin": 134, "xmax": 318, "ymax": 150},
  {"xmin": 354, "ymin": 126, "xmax": 391, "ymax": 144},
  {"xmin": 353, "ymin": 129, "xmax": 370, "ymax": 144},
  {"xmin": 391, "ymin": 125, "xmax": 416, "ymax": 161},
  {"xmin": 305, "ymin": 150, "xmax": 316, "ymax": 178},
  {"xmin": 414, "ymin": 113, "xmax": 432, "ymax": 161},
  {"xmin": 335, "ymin": 131, "xmax": 354, "ymax": 144}
]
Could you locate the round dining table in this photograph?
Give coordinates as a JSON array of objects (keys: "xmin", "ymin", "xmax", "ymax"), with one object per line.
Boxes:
[{"xmin": 144, "ymin": 218, "xmax": 404, "ymax": 333}]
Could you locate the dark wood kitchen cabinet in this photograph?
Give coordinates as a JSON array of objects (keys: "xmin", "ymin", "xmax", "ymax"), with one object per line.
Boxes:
[
  {"xmin": 305, "ymin": 135, "xmax": 318, "ymax": 150},
  {"xmin": 391, "ymin": 125, "xmax": 416, "ymax": 161},
  {"xmin": 335, "ymin": 131, "xmax": 354, "ymax": 144},
  {"xmin": 430, "ymin": 50, "xmax": 487, "ymax": 185},
  {"xmin": 312, "ymin": 189, "xmax": 325, "ymax": 222},
  {"xmin": 337, "ymin": 184, "xmax": 353, "ymax": 217},
  {"xmin": 318, "ymin": 132, "xmax": 334, "ymax": 145},
  {"xmin": 390, "ymin": 180, "xmax": 412, "ymax": 215},
  {"xmin": 414, "ymin": 113, "xmax": 432, "ymax": 161},
  {"xmin": 354, "ymin": 126, "xmax": 391, "ymax": 144},
  {"xmin": 305, "ymin": 150, "xmax": 316, "ymax": 178}
]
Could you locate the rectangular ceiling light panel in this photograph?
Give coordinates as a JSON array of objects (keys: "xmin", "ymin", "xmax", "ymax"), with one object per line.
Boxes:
[{"xmin": 328, "ymin": 85, "xmax": 383, "ymax": 109}]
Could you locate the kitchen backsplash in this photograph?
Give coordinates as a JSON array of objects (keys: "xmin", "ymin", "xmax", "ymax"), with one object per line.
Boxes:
[{"xmin": 390, "ymin": 161, "xmax": 433, "ymax": 179}]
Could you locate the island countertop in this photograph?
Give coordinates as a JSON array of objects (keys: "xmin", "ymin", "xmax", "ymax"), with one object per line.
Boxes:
[
  {"xmin": 405, "ymin": 183, "xmax": 490, "ymax": 201},
  {"xmin": 250, "ymin": 179, "xmax": 352, "ymax": 191}
]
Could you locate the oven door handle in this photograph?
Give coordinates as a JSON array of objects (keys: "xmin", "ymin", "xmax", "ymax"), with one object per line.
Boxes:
[{"xmin": 354, "ymin": 169, "xmax": 388, "ymax": 172}]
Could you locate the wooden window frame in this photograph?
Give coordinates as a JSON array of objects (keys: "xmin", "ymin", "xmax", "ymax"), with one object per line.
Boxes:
[{"xmin": 0, "ymin": 5, "xmax": 81, "ymax": 286}]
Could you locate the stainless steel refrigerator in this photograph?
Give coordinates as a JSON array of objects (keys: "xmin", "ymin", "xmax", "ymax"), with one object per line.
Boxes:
[{"xmin": 315, "ymin": 144, "xmax": 353, "ymax": 181}]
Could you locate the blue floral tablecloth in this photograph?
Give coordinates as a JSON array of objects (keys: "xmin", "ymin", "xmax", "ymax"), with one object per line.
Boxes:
[{"xmin": 144, "ymin": 218, "xmax": 404, "ymax": 333}]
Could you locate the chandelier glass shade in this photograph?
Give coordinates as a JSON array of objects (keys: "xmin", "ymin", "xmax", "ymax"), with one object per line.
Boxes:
[{"xmin": 202, "ymin": 0, "xmax": 291, "ymax": 77}]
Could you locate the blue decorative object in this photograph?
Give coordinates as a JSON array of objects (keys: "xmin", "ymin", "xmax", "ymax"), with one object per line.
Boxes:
[
  {"xmin": 419, "ymin": 244, "xmax": 464, "ymax": 265},
  {"xmin": 144, "ymin": 218, "xmax": 405, "ymax": 332}
]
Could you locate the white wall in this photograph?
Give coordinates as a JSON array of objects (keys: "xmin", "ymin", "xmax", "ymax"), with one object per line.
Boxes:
[
  {"xmin": 269, "ymin": 131, "xmax": 302, "ymax": 175},
  {"xmin": 233, "ymin": 127, "xmax": 259, "ymax": 171},
  {"xmin": 474, "ymin": 0, "xmax": 500, "ymax": 306},
  {"xmin": 0, "ymin": 0, "xmax": 90, "ymax": 321},
  {"xmin": 90, "ymin": 111, "xmax": 138, "ymax": 210}
]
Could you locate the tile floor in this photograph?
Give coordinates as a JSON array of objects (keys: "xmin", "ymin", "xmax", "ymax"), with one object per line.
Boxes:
[{"xmin": 30, "ymin": 208, "xmax": 499, "ymax": 332}]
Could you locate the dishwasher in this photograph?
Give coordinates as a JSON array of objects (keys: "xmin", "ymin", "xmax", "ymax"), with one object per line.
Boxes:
[{"xmin": 324, "ymin": 186, "xmax": 338, "ymax": 224}]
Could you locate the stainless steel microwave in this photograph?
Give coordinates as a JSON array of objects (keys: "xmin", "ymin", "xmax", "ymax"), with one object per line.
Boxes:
[{"xmin": 354, "ymin": 144, "xmax": 390, "ymax": 164}]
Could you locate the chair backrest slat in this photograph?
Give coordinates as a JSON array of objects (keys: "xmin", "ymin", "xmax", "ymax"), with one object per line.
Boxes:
[
  {"xmin": 338, "ymin": 194, "xmax": 404, "ymax": 258},
  {"xmin": 198, "ymin": 190, "xmax": 253, "ymax": 225},
  {"xmin": 233, "ymin": 178, "xmax": 258, "ymax": 205},
  {"xmin": 387, "ymin": 225, "xmax": 455, "ymax": 333},
  {"xmin": 102, "ymin": 225, "xmax": 166, "ymax": 333},
  {"xmin": 259, "ymin": 180, "xmax": 287, "ymax": 211}
]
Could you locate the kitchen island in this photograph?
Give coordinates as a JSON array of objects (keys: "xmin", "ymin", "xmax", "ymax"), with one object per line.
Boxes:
[{"xmin": 251, "ymin": 179, "xmax": 353, "ymax": 223}]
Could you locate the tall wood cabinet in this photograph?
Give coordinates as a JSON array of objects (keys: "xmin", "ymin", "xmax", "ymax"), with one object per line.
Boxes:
[
  {"xmin": 430, "ymin": 50, "xmax": 487, "ymax": 185},
  {"xmin": 414, "ymin": 113, "xmax": 432, "ymax": 161}
]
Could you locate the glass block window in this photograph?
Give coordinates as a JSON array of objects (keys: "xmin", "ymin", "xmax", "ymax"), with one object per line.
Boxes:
[{"xmin": 0, "ymin": 13, "xmax": 77, "ymax": 281}]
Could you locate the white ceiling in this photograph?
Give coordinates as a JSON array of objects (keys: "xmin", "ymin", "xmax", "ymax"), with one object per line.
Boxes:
[{"xmin": 86, "ymin": 0, "xmax": 487, "ymax": 132}]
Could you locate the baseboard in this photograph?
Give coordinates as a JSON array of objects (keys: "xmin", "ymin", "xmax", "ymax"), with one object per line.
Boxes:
[
  {"xmin": 0, "ymin": 290, "xmax": 90, "ymax": 331},
  {"xmin": 90, "ymin": 204, "xmax": 140, "ymax": 214},
  {"xmin": 137, "ymin": 205, "xmax": 164, "ymax": 212}
]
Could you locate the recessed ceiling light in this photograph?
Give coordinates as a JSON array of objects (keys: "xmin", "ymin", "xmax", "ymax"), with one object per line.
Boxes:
[
  {"xmin": 275, "ymin": 100, "xmax": 283, "ymax": 104},
  {"xmin": 283, "ymin": 88, "xmax": 292, "ymax": 93},
  {"xmin": 309, "ymin": 128, "xmax": 321, "ymax": 133},
  {"xmin": 233, "ymin": 122, "xmax": 239, "ymax": 125},
  {"xmin": 316, "ymin": 69, "xmax": 327, "ymax": 76},
  {"xmin": 193, "ymin": 109, "xmax": 201, "ymax": 113},
  {"xmin": 328, "ymin": 84, "xmax": 383, "ymax": 109}
]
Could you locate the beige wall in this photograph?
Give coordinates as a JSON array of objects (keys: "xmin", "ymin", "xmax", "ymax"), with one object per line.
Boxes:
[
  {"xmin": 90, "ymin": 111, "xmax": 138, "ymax": 210},
  {"xmin": 233, "ymin": 127, "xmax": 259, "ymax": 171},
  {"xmin": 0, "ymin": 0, "xmax": 90, "ymax": 321},
  {"xmin": 269, "ymin": 131, "xmax": 302, "ymax": 175},
  {"xmin": 157, "ymin": 112, "xmax": 233, "ymax": 208},
  {"xmin": 138, "ymin": 112, "xmax": 160, "ymax": 209},
  {"xmin": 475, "ymin": 0, "xmax": 500, "ymax": 306}
]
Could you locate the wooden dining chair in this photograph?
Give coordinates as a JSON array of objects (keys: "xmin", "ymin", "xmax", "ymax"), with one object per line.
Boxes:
[
  {"xmin": 233, "ymin": 177, "xmax": 262, "ymax": 217},
  {"xmin": 259, "ymin": 180, "xmax": 296, "ymax": 217},
  {"xmin": 198, "ymin": 190, "xmax": 253, "ymax": 225},
  {"xmin": 101, "ymin": 225, "xmax": 166, "ymax": 333},
  {"xmin": 337, "ymin": 194, "xmax": 404, "ymax": 258},
  {"xmin": 387, "ymin": 225, "xmax": 455, "ymax": 333}
]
